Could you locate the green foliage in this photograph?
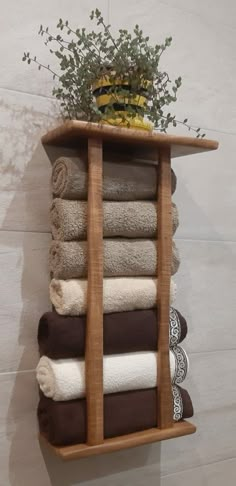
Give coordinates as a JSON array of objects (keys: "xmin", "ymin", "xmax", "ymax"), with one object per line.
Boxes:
[{"xmin": 22, "ymin": 9, "xmax": 205, "ymax": 136}]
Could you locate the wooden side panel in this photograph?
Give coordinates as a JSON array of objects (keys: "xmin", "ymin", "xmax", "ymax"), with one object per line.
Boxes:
[
  {"xmin": 85, "ymin": 137, "xmax": 104, "ymax": 445},
  {"xmin": 157, "ymin": 146, "xmax": 173, "ymax": 429}
]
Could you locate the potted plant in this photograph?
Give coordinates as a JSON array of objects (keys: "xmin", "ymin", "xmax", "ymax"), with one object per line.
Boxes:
[{"xmin": 23, "ymin": 9, "xmax": 204, "ymax": 136}]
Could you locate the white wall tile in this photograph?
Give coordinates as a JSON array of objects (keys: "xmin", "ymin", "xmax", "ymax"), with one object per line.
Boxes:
[
  {"xmin": 0, "ymin": 0, "xmax": 108, "ymax": 97},
  {"xmin": 109, "ymin": 0, "xmax": 236, "ymax": 133},
  {"xmin": 161, "ymin": 458, "xmax": 236, "ymax": 486},
  {"xmin": 173, "ymin": 239, "xmax": 236, "ymax": 352},
  {"xmin": 0, "ymin": 89, "xmax": 56, "ymax": 232},
  {"xmin": 0, "ymin": 231, "xmax": 51, "ymax": 373},
  {"xmin": 172, "ymin": 131, "xmax": 236, "ymax": 241},
  {"xmin": 0, "ymin": 372, "xmax": 51, "ymax": 486}
]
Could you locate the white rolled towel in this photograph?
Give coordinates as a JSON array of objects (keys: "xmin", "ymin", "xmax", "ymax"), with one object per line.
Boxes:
[
  {"xmin": 36, "ymin": 347, "xmax": 189, "ymax": 401},
  {"xmin": 50, "ymin": 277, "xmax": 177, "ymax": 316}
]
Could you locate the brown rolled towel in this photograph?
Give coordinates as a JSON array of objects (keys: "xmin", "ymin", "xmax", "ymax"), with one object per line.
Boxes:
[
  {"xmin": 51, "ymin": 155, "xmax": 177, "ymax": 201},
  {"xmin": 50, "ymin": 200, "xmax": 179, "ymax": 241},
  {"xmin": 38, "ymin": 386, "xmax": 193, "ymax": 446},
  {"xmin": 49, "ymin": 239, "xmax": 180, "ymax": 279},
  {"xmin": 38, "ymin": 308, "xmax": 187, "ymax": 359}
]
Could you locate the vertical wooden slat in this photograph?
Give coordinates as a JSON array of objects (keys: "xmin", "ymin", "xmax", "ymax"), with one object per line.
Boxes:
[
  {"xmin": 86, "ymin": 137, "xmax": 104, "ymax": 445},
  {"xmin": 157, "ymin": 145, "xmax": 173, "ymax": 429}
]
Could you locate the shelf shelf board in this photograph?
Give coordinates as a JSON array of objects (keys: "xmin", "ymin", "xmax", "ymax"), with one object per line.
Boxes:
[
  {"xmin": 40, "ymin": 420, "xmax": 196, "ymax": 461},
  {"xmin": 42, "ymin": 120, "xmax": 218, "ymax": 158}
]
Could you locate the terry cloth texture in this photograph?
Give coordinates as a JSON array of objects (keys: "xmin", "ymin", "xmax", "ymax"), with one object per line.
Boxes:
[
  {"xmin": 38, "ymin": 386, "xmax": 193, "ymax": 446},
  {"xmin": 51, "ymin": 155, "xmax": 177, "ymax": 200},
  {"xmin": 50, "ymin": 200, "xmax": 179, "ymax": 241},
  {"xmin": 36, "ymin": 347, "xmax": 188, "ymax": 401},
  {"xmin": 49, "ymin": 277, "xmax": 177, "ymax": 316},
  {"xmin": 49, "ymin": 239, "xmax": 180, "ymax": 279},
  {"xmin": 38, "ymin": 307, "xmax": 187, "ymax": 359}
]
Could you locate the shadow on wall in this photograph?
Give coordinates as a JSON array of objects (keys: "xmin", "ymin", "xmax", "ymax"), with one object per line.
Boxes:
[
  {"xmin": 0, "ymin": 103, "xmax": 161, "ymax": 485},
  {"xmin": 39, "ymin": 441, "xmax": 161, "ymax": 486}
]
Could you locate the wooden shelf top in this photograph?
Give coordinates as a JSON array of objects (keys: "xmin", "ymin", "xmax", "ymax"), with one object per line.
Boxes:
[
  {"xmin": 42, "ymin": 120, "xmax": 218, "ymax": 158},
  {"xmin": 40, "ymin": 421, "xmax": 196, "ymax": 461}
]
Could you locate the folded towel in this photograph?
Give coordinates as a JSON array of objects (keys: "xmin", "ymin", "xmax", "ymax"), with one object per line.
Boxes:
[
  {"xmin": 36, "ymin": 347, "xmax": 188, "ymax": 401},
  {"xmin": 38, "ymin": 307, "xmax": 187, "ymax": 359},
  {"xmin": 38, "ymin": 386, "xmax": 193, "ymax": 446},
  {"xmin": 50, "ymin": 277, "xmax": 177, "ymax": 316},
  {"xmin": 51, "ymin": 155, "xmax": 177, "ymax": 201},
  {"xmin": 50, "ymin": 200, "xmax": 179, "ymax": 241},
  {"xmin": 49, "ymin": 239, "xmax": 180, "ymax": 279}
]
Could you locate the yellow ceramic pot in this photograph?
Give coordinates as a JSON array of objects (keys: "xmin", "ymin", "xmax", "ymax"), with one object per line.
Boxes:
[{"xmin": 92, "ymin": 74, "xmax": 153, "ymax": 131}]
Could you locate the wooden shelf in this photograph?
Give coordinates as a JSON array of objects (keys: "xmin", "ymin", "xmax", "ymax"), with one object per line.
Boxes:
[
  {"xmin": 42, "ymin": 120, "xmax": 218, "ymax": 158},
  {"xmin": 40, "ymin": 421, "xmax": 196, "ymax": 460},
  {"xmin": 40, "ymin": 122, "xmax": 217, "ymax": 459}
]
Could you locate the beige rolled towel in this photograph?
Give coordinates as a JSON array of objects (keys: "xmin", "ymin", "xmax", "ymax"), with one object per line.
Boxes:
[
  {"xmin": 51, "ymin": 200, "xmax": 179, "ymax": 241},
  {"xmin": 50, "ymin": 277, "xmax": 177, "ymax": 316},
  {"xmin": 49, "ymin": 239, "xmax": 180, "ymax": 279},
  {"xmin": 51, "ymin": 156, "xmax": 177, "ymax": 200}
]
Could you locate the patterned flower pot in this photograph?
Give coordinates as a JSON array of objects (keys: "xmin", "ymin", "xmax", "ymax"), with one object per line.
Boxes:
[{"xmin": 92, "ymin": 72, "xmax": 153, "ymax": 131}]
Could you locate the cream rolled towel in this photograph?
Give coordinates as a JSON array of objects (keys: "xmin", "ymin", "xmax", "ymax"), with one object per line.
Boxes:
[
  {"xmin": 50, "ymin": 200, "xmax": 179, "ymax": 241},
  {"xmin": 51, "ymin": 156, "xmax": 177, "ymax": 200},
  {"xmin": 49, "ymin": 239, "xmax": 180, "ymax": 279},
  {"xmin": 50, "ymin": 277, "xmax": 177, "ymax": 316},
  {"xmin": 36, "ymin": 346, "xmax": 188, "ymax": 401}
]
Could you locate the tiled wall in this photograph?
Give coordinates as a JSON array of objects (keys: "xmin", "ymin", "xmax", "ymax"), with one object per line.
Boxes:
[{"xmin": 0, "ymin": 1, "xmax": 235, "ymax": 484}]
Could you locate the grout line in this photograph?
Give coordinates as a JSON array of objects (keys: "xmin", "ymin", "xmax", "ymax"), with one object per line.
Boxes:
[
  {"xmin": 174, "ymin": 236, "xmax": 236, "ymax": 244},
  {"xmin": 161, "ymin": 456, "xmax": 236, "ymax": 478},
  {"xmin": 0, "ymin": 369, "xmax": 35, "ymax": 377},
  {"xmin": 187, "ymin": 349, "xmax": 236, "ymax": 356},
  {"xmin": 0, "ymin": 228, "xmax": 50, "ymax": 235},
  {"xmin": 0, "ymin": 228, "xmax": 236, "ymax": 244},
  {"xmin": 0, "ymin": 86, "xmax": 54, "ymax": 101}
]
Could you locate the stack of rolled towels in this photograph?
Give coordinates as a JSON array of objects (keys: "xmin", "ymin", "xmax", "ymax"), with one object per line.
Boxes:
[{"xmin": 36, "ymin": 153, "xmax": 193, "ymax": 446}]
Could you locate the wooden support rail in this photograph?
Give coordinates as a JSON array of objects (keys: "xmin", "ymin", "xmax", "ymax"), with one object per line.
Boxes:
[
  {"xmin": 157, "ymin": 146, "xmax": 173, "ymax": 429},
  {"xmin": 85, "ymin": 137, "xmax": 104, "ymax": 445}
]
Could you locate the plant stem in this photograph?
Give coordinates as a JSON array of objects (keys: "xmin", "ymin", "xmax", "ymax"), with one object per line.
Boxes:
[{"xmin": 28, "ymin": 57, "xmax": 60, "ymax": 78}]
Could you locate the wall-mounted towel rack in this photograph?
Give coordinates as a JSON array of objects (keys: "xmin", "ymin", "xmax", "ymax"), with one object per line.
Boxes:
[{"xmin": 41, "ymin": 120, "xmax": 218, "ymax": 460}]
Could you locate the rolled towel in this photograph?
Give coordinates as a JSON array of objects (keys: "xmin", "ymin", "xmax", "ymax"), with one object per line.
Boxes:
[
  {"xmin": 38, "ymin": 386, "xmax": 193, "ymax": 446},
  {"xmin": 36, "ymin": 347, "xmax": 189, "ymax": 401},
  {"xmin": 38, "ymin": 308, "xmax": 187, "ymax": 359},
  {"xmin": 50, "ymin": 200, "xmax": 179, "ymax": 241},
  {"xmin": 49, "ymin": 277, "xmax": 177, "ymax": 316},
  {"xmin": 51, "ymin": 155, "xmax": 177, "ymax": 201},
  {"xmin": 49, "ymin": 239, "xmax": 180, "ymax": 279}
]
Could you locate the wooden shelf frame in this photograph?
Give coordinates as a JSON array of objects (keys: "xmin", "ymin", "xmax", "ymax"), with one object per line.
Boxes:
[{"xmin": 41, "ymin": 121, "xmax": 218, "ymax": 460}]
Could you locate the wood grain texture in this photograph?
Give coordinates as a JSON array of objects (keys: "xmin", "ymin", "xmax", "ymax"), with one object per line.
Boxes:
[
  {"xmin": 85, "ymin": 137, "xmax": 104, "ymax": 446},
  {"xmin": 40, "ymin": 421, "xmax": 196, "ymax": 460},
  {"xmin": 157, "ymin": 146, "xmax": 173, "ymax": 429},
  {"xmin": 41, "ymin": 120, "xmax": 218, "ymax": 158}
]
